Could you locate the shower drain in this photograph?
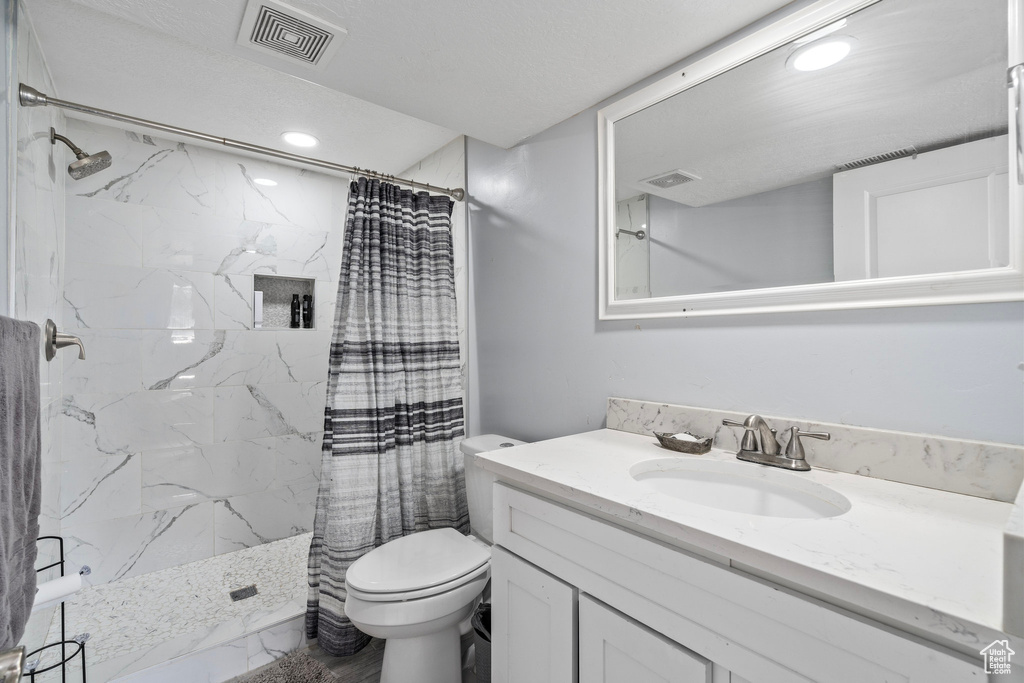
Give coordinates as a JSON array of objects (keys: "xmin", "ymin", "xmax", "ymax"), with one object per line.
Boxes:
[{"xmin": 230, "ymin": 585, "xmax": 259, "ymax": 602}]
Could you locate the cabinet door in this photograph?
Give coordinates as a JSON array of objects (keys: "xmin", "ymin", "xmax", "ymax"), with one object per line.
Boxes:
[
  {"xmin": 491, "ymin": 546, "xmax": 577, "ymax": 683},
  {"xmin": 580, "ymin": 594, "xmax": 711, "ymax": 683}
]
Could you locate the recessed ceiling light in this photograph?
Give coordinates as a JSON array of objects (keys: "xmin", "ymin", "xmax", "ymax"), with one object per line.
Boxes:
[
  {"xmin": 253, "ymin": 178, "xmax": 278, "ymax": 186},
  {"xmin": 788, "ymin": 36, "xmax": 856, "ymax": 72},
  {"xmin": 281, "ymin": 131, "xmax": 319, "ymax": 147}
]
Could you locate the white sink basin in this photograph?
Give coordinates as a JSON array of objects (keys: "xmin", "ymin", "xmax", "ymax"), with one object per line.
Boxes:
[{"xmin": 630, "ymin": 458, "xmax": 851, "ymax": 519}]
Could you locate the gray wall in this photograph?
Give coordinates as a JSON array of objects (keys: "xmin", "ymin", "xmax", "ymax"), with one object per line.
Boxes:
[
  {"xmin": 465, "ymin": 112, "xmax": 1024, "ymax": 446},
  {"xmin": 648, "ymin": 178, "xmax": 833, "ymax": 297}
]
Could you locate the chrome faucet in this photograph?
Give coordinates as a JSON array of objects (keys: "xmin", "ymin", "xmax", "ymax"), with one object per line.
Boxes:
[
  {"xmin": 723, "ymin": 414, "xmax": 780, "ymax": 455},
  {"xmin": 722, "ymin": 415, "xmax": 829, "ymax": 472}
]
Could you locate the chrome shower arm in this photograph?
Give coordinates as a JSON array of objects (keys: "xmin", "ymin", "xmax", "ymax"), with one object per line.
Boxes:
[
  {"xmin": 47, "ymin": 125, "xmax": 113, "ymax": 179},
  {"xmin": 50, "ymin": 128, "xmax": 85, "ymax": 158},
  {"xmin": 616, "ymin": 228, "xmax": 646, "ymax": 240}
]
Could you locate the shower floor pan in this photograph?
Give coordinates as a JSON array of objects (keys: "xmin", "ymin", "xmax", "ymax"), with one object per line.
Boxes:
[{"xmin": 35, "ymin": 533, "xmax": 311, "ymax": 682}]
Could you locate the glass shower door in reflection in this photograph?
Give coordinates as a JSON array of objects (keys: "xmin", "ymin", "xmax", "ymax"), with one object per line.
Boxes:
[{"xmin": 615, "ymin": 194, "xmax": 650, "ymax": 300}]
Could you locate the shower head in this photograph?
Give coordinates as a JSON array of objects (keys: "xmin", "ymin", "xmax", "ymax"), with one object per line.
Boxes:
[
  {"xmin": 67, "ymin": 150, "xmax": 112, "ymax": 180},
  {"xmin": 50, "ymin": 127, "xmax": 112, "ymax": 180}
]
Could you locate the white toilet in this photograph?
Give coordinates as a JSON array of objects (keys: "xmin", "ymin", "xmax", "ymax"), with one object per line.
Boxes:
[{"xmin": 344, "ymin": 434, "xmax": 525, "ymax": 683}]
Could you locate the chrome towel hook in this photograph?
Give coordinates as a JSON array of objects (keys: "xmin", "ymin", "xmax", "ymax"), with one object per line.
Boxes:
[{"xmin": 43, "ymin": 319, "xmax": 85, "ymax": 362}]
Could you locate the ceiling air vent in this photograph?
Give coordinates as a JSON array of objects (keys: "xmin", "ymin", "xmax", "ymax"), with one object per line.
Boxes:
[
  {"xmin": 236, "ymin": 0, "xmax": 347, "ymax": 70},
  {"xmin": 836, "ymin": 146, "xmax": 918, "ymax": 172},
  {"xmin": 641, "ymin": 169, "xmax": 700, "ymax": 189}
]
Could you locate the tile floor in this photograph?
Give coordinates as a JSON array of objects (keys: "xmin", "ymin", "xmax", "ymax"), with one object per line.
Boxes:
[
  {"xmin": 235, "ymin": 632, "xmax": 480, "ymax": 682},
  {"xmin": 226, "ymin": 639, "xmax": 385, "ymax": 682}
]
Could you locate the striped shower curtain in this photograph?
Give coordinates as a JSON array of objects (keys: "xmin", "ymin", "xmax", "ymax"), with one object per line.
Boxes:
[{"xmin": 305, "ymin": 177, "xmax": 468, "ymax": 656}]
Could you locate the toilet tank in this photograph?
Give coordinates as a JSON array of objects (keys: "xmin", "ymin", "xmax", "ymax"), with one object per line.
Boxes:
[{"xmin": 461, "ymin": 434, "xmax": 526, "ymax": 544}]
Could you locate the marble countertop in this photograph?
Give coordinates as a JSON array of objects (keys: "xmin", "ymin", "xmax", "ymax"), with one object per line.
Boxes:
[{"xmin": 473, "ymin": 428, "xmax": 1017, "ymax": 656}]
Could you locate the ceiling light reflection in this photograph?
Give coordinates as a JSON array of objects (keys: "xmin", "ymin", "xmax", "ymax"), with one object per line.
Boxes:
[
  {"xmin": 789, "ymin": 37, "xmax": 855, "ymax": 72},
  {"xmin": 281, "ymin": 131, "xmax": 319, "ymax": 148}
]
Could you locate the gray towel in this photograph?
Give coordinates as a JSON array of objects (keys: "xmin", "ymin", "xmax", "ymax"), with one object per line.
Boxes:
[{"xmin": 0, "ymin": 315, "xmax": 41, "ymax": 650}]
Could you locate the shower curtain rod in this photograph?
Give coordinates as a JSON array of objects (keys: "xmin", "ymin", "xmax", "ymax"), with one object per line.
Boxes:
[{"xmin": 18, "ymin": 84, "xmax": 466, "ymax": 202}]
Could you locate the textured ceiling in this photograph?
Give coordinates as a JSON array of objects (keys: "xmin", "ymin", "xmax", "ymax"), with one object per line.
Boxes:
[
  {"xmin": 23, "ymin": 0, "xmax": 460, "ymax": 176},
  {"xmin": 23, "ymin": 0, "xmax": 795, "ymax": 173},
  {"xmin": 615, "ymin": 0, "xmax": 1007, "ymax": 206}
]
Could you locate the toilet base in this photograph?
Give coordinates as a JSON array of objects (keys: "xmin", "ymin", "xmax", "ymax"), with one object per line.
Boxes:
[{"xmin": 380, "ymin": 625, "xmax": 462, "ymax": 683}]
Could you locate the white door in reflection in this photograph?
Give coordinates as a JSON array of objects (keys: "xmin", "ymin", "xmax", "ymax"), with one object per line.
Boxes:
[{"xmin": 834, "ymin": 135, "xmax": 1009, "ymax": 280}]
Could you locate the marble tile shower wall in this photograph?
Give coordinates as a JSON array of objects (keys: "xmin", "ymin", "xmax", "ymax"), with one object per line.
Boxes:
[
  {"xmin": 59, "ymin": 119, "xmax": 347, "ymax": 584},
  {"xmin": 15, "ymin": 1, "xmax": 66, "ymax": 652}
]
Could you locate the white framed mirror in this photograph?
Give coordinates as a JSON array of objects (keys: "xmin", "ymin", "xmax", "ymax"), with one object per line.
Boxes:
[{"xmin": 598, "ymin": 0, "xmax": 1024, "ymax": 319}]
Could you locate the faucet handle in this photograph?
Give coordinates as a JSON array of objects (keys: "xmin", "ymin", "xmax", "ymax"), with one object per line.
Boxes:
[
  {"xmin": 783, "ymin": 427, "xmax": 830, "ymax": 461},
  {"xmin": 722, "ymin": 419, "xmax": 758, "ymax": 452}
]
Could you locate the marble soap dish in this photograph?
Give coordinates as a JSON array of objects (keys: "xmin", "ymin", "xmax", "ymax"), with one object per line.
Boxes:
[{"xmin": 654, "ymin": 431, "xmax": 712, "ymax": 455}]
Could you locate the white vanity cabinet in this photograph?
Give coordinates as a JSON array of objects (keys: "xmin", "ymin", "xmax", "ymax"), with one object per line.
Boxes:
[
  {"xmin": 491, "ymin": 548, "xmax": 719, "ymax": 683},
  {"xmin": 491, "ymin": 546, "xmax": 577, "ymax": 683},
  {"xmin": 490, "ymin": 483, "xmax": 985, "ymax": 683},
  {"xmin": 579, "ymin": 595, "xmax": 714, "ymax": 683}
]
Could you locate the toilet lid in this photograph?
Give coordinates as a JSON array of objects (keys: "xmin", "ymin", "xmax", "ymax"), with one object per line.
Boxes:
[{"xmin": 346, "ymin": 528, "xmax": 490, "ymax": 594}]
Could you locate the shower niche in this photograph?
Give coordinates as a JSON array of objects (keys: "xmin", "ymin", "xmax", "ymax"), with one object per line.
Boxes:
[{"xmin": 253, "ymin": 274, "xmax": 316, "ymax": 330}]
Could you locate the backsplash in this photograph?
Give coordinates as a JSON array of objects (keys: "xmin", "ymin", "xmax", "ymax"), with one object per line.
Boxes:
[{"xmin": 608, "ymin": 397, "xmax": 1024, "ymax": 502}]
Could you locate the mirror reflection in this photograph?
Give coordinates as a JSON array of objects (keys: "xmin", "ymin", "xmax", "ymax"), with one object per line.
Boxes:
[{"xmin": 613, "ymin": 0, "xmax": 1008, "ymax": 300}]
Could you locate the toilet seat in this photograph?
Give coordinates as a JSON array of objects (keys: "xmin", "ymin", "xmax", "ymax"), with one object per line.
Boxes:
[
  {"xmin": 346, "ymin": 528, "xmax": 490, "ymax": 602},
  {"xmin": 347, "ymin": 561, "xmax": 489, "ymax": 602}
]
